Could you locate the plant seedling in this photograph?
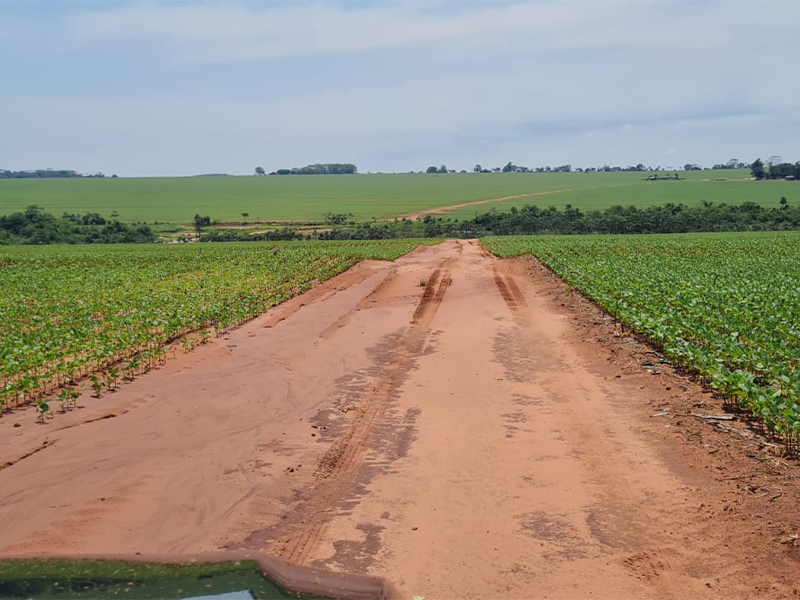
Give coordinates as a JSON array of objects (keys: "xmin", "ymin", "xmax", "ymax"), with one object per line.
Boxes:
[
  {"xmin": 105, "ymin": 367, "xmax": 120, "ymax": 390},
  {"xmin": 67, "ymin": 385, "xmax": 81, "ymax": 409},
  {"xmin": 91, "ymin": 375, "xmax": 103, "ymax": 397},
  {"xmin": 36, "ymin": 399, "xmax": 51, "ymax": 423},
  {"xmin": 123, "ymin": 361, "xmax": 135, "ymax": 381},
  {"xmin": 56, "ymin": 389, "xmax": 71, "ymax": 412}
]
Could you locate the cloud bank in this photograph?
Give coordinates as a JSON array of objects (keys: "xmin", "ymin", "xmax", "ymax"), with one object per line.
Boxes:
[{"xmin": 0, "ymin": 0, "xmax": 798, "ymax": 175}]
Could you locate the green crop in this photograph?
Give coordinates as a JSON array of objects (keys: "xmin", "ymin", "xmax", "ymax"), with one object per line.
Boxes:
[
  {"xmin": 0, "ymin": 239, "xmax": 437, "ymax": 420},
  {"xmin": 484, "ymin": 232, "xmax": 800, "ymax": 448},
  {"xmin": 0, "ymin": 169, "xmax": 772, "ymax": 224}
]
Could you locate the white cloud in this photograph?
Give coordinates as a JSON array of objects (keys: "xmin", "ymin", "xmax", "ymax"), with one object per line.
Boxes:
[
  {"xmin": 70, "ymin": 1, "xmax": 604, "ymax": 62},
  {"xmin": 67, "ymin": 0, "xmax": 800, "ymax": 65}
]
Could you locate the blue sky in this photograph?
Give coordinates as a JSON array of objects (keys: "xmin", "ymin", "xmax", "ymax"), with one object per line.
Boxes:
[{"xmin": 1, "ymin": 0, "xmax": 798, "ymax": 176}]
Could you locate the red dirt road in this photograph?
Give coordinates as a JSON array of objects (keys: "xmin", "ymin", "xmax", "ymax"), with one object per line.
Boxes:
[{"xmin": 1, "ymin": 240, "xmax": 798, "ymax": 599}]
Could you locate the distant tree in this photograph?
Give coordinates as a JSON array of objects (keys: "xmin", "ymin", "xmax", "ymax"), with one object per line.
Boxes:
[
  {"xmin": 474, "ymin": 164, "xmax": 482, "ymax": 173},
  {"xmin": 426, "ymin": 166, "xmax": 439, "ymax": 174},
  {"xmin": 324, "ymin": 212, "xmax": 354, "ymax": 225},
  {"xmin": 255, "ymin": 167, "xmax": 265, "ymax": 176},
  {"xmin": 0, "ymin": 206, "xmax": 155, "ymax": 244},
  {"xmin": 0, "ymin": 168, "xmax": 83, "ymax": 179},
  {"xmin": 271, "ymin": 163, "xmax": 357, "ymax": 175},
  {"xmin": 780, "ymin": 196, "xmax": 788, "ymax": 207},
  {"xmin": 767, "ymin": 155, "xmax": 783, "ymax": 168},
  {"xmin": 193, "ymin": 214, "xmax": 211, "ymax": 239},
  {"xmin": 241, "ymin": 212, "xmax": 249, "ymax": 223},
  {"xmin": 439, "ymin": 165, "xmax": 448, "ymax": 174},
  {"xmin": 751, "ymin": 158, "xmax": 765, "ymax": 180}
]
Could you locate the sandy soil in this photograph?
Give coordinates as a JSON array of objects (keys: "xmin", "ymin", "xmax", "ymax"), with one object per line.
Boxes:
[{"xmin": 1, "ymin": 240, "xmax": 799, "ymax": 599}]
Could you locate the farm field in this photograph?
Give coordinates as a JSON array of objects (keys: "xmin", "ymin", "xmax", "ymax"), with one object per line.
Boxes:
[
  {"xmin": 0, "ymin": 239, "xmax": 437, "ymax": 417},
  {"xmin": 484, "ymin": 232, "xmax": 800, "ymax": 445},
  {"xmin": 1, "ymin": 237, "xmax": 798, "ymax": 600},
  {"xmin": 1, "ymin": 169, "xmax": 790, "ymax": 225}
]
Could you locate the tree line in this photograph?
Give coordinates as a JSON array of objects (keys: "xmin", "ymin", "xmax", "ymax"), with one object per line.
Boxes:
[
  {"xmin": 454, "ymin": 201, "xmax": 800, "ymax": 236},
  {"xmin": 751, "ymin": 158, "xmax": 800, "ymax": 181},
  {"xmin": 315, "ymin": 201, "xmax": 800, "ymax": 239},
  {"xmin": 420, "ymin": 159, "xmax": 758, "ymax": 175},
  {"xmin": 255, "ymin": 163, "xmax": 357, "ymax": 176},
  {"xmin": 0, "ymin": 169, "xmax": 113, "ymax": 179},
  {"xmin": 0, "ymin": 206, "xmax": 156, "ymax": 245}
]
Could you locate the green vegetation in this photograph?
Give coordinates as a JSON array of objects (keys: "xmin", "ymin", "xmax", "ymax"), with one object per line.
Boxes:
[
  {"xmin": 446, "ymin": 177, "xmax": 793, "ymax": 220},
  {"xmin": 451, "ymin": 201, "xmax": 800, "ymax": 236},
  {"xmin": 751, "ymin": 158, "xmax": 800, "ymax": 180},
  {"xmin": 2, "ymin": 169, "xmax": 785, "ymax": 225},
  {"xmin": 0, "ymin": 240, "xmax": 437, "ymax": 418},
  {"xmin": 7, "ymin": 199, "xmax": 800, "ymax": 246},
  {"xmin": 0, "ymin": 558, "xmax": 321, "ymax": 599},
  {"xmin": 484, "ymin": 233, "xmax": 800, "ymax": 448},
  {"xmin": 0, "ymin": 206, "xmax": 156, "ymax": 245},
  {"xmin": 315, "ymin": 201, "xmax": 800, "ymax": 239},
  {"xmin": 0, "ymin": 169, "xmax": 86, "ymax": 179},
  {"xmin": 269, "ymin": 162, "xmax": 357, "ymax": 175}
]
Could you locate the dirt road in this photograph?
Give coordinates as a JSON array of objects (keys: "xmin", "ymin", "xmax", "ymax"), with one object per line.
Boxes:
[{"xmin": 1, "ymin": 240, "xmax": 798, "ymax": 599}]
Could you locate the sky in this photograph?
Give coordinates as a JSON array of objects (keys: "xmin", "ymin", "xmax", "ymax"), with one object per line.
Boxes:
[{"xmin": 1, "ymin": 0, "xmax": 799, "ymax": 177}]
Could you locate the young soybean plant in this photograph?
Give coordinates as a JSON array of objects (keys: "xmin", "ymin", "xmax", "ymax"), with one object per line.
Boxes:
[
  {"xmin": 91, "ymin": 375, "xmax": 104, "ymax": 397},
  {"xmin": 56, "ymin": 389, "xmax": 71, "ymax": 413},
  {"xmin": 181, "ymin": 337, "xmax": 196, "ymax": 353},
  {"xmin": 67, "ymin": 385, "xmax": 81, "ymax": 409},
  {"xmin": 36, "ymin": 398, "xmax": 52, "ymax": 423},
  {"xmin": 105, "ymin": 367, "xmax": 120, "ymax": 391}
]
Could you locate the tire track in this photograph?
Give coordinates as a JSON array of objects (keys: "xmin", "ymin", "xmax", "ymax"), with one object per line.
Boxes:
[
  {"xmin": 319, "ymin": 269, "xmax": 399, "ymax": 340},
  {"xmin": 493, "ymin": 266, "xmax": 527, "ymax": 312},
  {"xmin": 505, "ymin": 274, "xmax": 527, "ymax": 309},
  {"xmin": 1, "ymin": 440, "xmax": 56, "ymax": 473},
  {"xmin": 411, "ymin": 270, "xmax": 441, "ymax": 323},
  {"xmin": 260, "ymin": 268, "xmax": 453, "ymax": 565}
]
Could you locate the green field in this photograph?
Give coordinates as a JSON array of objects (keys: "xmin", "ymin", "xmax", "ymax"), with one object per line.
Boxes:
[
  {"xmin": 0, "ymin": 239, "xmax": 438, "ymax": 419},
  {"xmin": 484, "ymin": 232, "xmax": 800, "ymax": 445},
  {"xmin": 1, "ymin": 169, "xmax": 791, "ymax": 225}
]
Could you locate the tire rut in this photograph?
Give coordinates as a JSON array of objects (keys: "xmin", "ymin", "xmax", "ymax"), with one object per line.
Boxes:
[
  {"xmin": 493, "ymin": 266, "xmax": 527, "ymax": 312},
  {"xmin": 252, "ymin": 267, "xmax": 453, "ymax": 565},
  {"xmin": 1, "ymin": 439, "xmax": 56, "ymax": 473}
]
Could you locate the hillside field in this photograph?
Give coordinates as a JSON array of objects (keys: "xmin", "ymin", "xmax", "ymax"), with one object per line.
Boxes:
[{"xmin": 1, "ymin": 169, "xmax": 793, "ymax": 225}]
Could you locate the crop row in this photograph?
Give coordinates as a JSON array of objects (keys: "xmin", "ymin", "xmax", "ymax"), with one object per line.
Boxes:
[
  {"xmin": 0, "ymin": 240, "xmax": 436, "ymax": 417},
  {"xmin": 483, "ymin": 232, "xmax": 800, "ymax": 446}
]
